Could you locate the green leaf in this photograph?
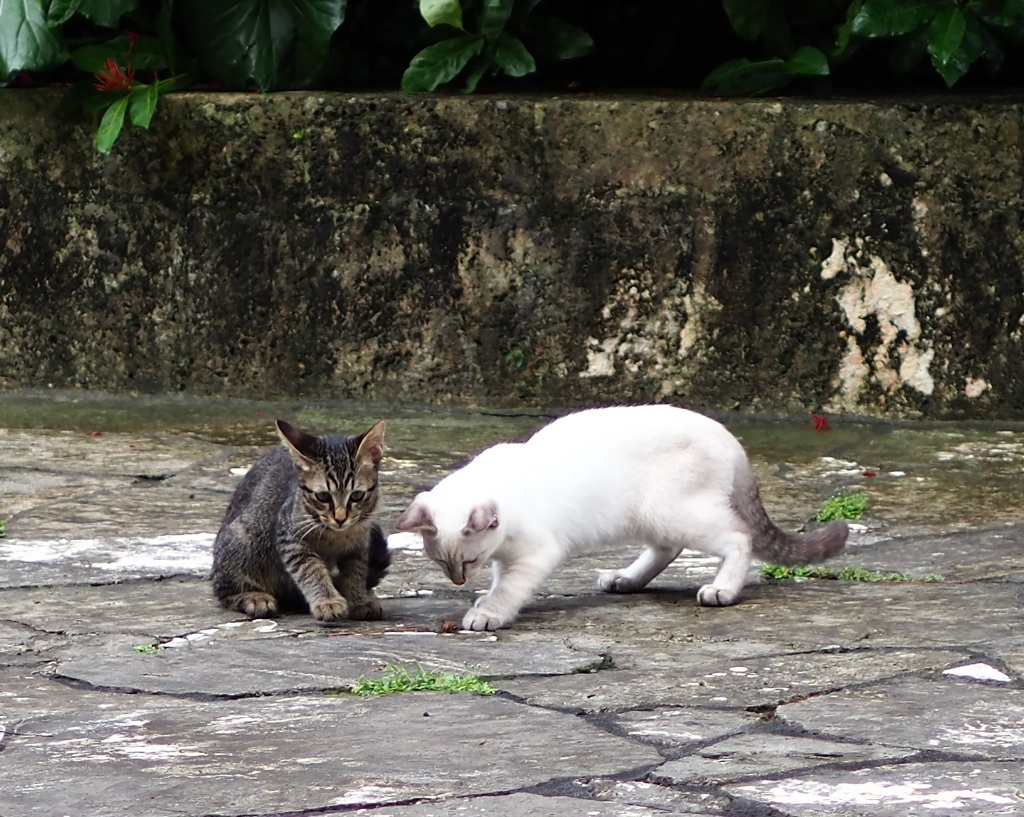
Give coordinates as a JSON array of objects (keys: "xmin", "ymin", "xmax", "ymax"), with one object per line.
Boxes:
[
  {"xmin": 47, "ymin": 0, "xmax": 83, "ymax": 27},
  {"xmin": 702, "ymin": 57, "xmax": 791, "ymax": 95},
  {"xmin": 178, "ymin": 0, "xmax": 348, "ymax": 90},
  {"xmin": 0, "ymin": 0, "xmax": 67, "ymax": 81},
  {"xmin": 401, "ymin": 35, "xmax": 484, "ymax": 91},
  {"xmin": 478, "ymin": 0, "xmax": 513, "ymax": 40},
  {"xmin": 128, "ymin": 81, "xmax": 159, "ymax": 128},
  {"xmin": 852, "ymin": 0, "xmax": 943, "ymax": 37},
  {"xmin": 786, "ymin": 45, "xmax": 830, "ymax": 75},
  {"xmin": 492, "ymin": 33, "xmax": 535, "ymax": 77},
  {"xmin": 74, "ymin": 0, "xmax": 139, "ymax": 28},
  {"xmin": 971, "ymin": 0, "xmax": 1024, "ymax": 29},
  {"xmin": 836, "ymin": 0, "xmax": 864, "ymax": 55},
  {"xmin": 461, "ymin": 54, "xmax": 489, "ymax": 93},
  {"xmin": 722, "ymin": 0, "xmax": 772, "ymax": 40},
  {"xmin": 927, "ymin": 6, "xmax": 966, "ymax": 65},
  {"xmin": 419, "ymin": 0, "xmax": 462, "ymax": 29},
  {"xmin": 71, "ymin": 35, "xmax": 169, "ymax": 73},
  {"xmin": 524, "ymin": 16, "xmax": 593, "ymax": 60},
  {"xmin": 932, "ymin": 20, "xmax": 982, "ymax": 85},
  {"xmin": 889, "ymin": 26, "xmax": 930, "ymax": 73},
  {"xmin": 95, "ymin": 94, "xmax": 129, "ymax": 154},
  {"xmin": 156, "ymin": 0, "xmax": 176, "ymax": 72}
]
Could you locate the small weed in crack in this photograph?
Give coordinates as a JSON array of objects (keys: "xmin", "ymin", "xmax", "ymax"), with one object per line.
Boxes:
[{"xmin": 329, "ymin": 664, "xmax": 495, "ymax": 696}]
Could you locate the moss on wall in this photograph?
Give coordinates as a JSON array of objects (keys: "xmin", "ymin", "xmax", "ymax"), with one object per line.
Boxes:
[{"xmin": 1, "ymin": 91, "xmax": 1022, "ymax": 418}]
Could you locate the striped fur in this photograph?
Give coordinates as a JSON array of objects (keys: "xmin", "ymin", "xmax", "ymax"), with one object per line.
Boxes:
[{"xmin": 211, "ymin": 420, "xmax": 389, "ymax": 623}]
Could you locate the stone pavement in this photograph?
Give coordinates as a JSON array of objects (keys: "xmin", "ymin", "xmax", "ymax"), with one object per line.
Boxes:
[{"xmin": 1, "ymin": 395, "xmax": 1023, "ymax": 816}]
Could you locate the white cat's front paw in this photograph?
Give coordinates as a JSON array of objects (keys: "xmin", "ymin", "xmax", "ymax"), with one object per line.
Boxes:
[
  {"xmin": 462, "ymin": 606, "xmax": 509, "ymax": 631},
  {"xmin": 697, "ymin": 584, "xmax": 740, "ymax": 607},
  {"xmin": 597, "ymin": 569, "xmax": 641, "ymax": 593}
]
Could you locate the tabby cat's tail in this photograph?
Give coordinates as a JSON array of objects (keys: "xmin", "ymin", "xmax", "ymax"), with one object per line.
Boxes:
[
  {"xmin": 732, "ymin": 472, "xmax": 849, "ymax": 566},
  {"xmin": 366, "ymin": 521, "xmax": 392, "ymax": 589}
]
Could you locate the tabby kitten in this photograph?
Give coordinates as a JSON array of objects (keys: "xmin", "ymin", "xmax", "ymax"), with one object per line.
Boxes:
[{"xmin": 211, "ymin": 419, "xmax": 390, "ymax": 623}]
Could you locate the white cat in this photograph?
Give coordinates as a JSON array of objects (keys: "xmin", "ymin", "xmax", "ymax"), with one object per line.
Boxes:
[{"xmin": 396, "ymin": 405, "xmax": 848, "ymax": 631}]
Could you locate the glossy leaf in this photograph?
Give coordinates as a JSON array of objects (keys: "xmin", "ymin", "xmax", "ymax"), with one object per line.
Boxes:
[
  {"xmin": 493, "ymin": 33, "xmax": 535, "ymax": 77},
  {"xmin": 933, "ymin": 21, "xmax": 982, "ymax": 85},
  {"xmin": 95, "ymin": 94, "xmax": 129, "ymax": 154},
  {"xmin": 71, "ymin": 35, "xmax": 168, "ymax": 73},
  {"xmin": 787, "ymin": 45, "xmax": 830, "ymax": 76},
  {"xmin": 179, "ymin": 0, "xmax": 347, "ymax": 90},
  {"xmin": 722, "ymin": 0, "xmax": 772, "ymax": 40},
  {"xmin": 156, "ymin": 0, "xmax": 176, "ymax": 72},
  {"xmin": 835, "ymin": 0, "xmax": 864, "ymax": 55},
  {"xmin": 401, "ymin": 35, "xmax": 483, "ymax": 91},
  {"xmin": 419, "ymin": 0, "xmax": 462, "ymax": 30},
  {"xmin": 478, "ymin": 0, "xmax": 513, "ymax": 40},
  {"xmin": 128, "ymin": 81, "xmax": 159, "ymax": 128},
  {"xmin": 0, "ymin": 0, "xmax": 66, "ymax": 80},
  {"xmin": 852, "ymin": 0, "xmax": 942, "ymax": 38},
  {"xmin": 47, "ymin": 0, "xmax": 83, "ymax": 26},
  {"xmin": 702, "ymin": 57, "xmax": 791, "ymax": 95},
  {"xmin": 927, "ymin": 6, "xmax": 966, "ymax": 65},
  {"xmin": 525, "ymin": 16, "xmax": 593, "ymax": 60},
  {"xmin": 74, "ymin": 0, "xmax": 138, "ymax": 27},
  {"xmin": 461, "ymin": 54, "xmax": 489, "ymax": 93}
]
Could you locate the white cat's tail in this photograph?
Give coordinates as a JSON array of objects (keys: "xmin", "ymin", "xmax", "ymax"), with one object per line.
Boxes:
[{"xmin": 731, "ymin": 473, "xmax": 849, "ymax": 565}]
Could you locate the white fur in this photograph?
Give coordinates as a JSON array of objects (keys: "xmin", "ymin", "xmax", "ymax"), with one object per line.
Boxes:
[{"xmin": 396, "ymin": 405, "xmax": 767, "ymax": 630}]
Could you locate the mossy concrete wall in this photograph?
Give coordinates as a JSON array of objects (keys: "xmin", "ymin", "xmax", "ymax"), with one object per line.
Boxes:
[{"xmin": 1, "ymin": 90, "xmax": 1022, "ymax": 418}]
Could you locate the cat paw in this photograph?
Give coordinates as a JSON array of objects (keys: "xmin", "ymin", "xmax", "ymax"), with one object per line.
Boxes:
[
  {"xmin": 461, "ymin": 607, "xmax": 508, "ymax": 631},
  {"xmin": 348, "ymin": 599, "xmax": 384, "ymax": 621},
  {"xmin": 311, "ymin": 597, "xmax": 349, "ymax": 623},
  {"xmin": 232, "ymin": 592, "xmax": 279, "ymax": 619},
  {"xmin": 597, "ymin": 570, "xmax": 640, "ymax": 593},
  {"xmin": 696, "ymin": 584, "xmax": 740, "ymax": 607}
]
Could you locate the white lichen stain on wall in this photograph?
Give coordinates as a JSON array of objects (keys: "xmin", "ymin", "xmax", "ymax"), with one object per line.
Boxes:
[
  {"xmin": 580, "ymin": 269, "xmax": 691, "ymax": 383},
  {"xmin": 964, "ymin": 377, "xmax": 989, "ymax": 399},
  {"xmin": 820, "ymin": 237, "xmax": 935, "ymax": 410}
]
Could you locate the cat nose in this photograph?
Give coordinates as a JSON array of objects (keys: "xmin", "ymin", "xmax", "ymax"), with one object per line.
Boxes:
[{"xmin": 333, "ymin": 510, "xmax": 348, "ymax": 526}]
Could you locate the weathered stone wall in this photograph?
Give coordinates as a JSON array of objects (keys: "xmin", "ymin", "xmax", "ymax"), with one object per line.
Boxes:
[{"xmin": 1, "ymin": 90, "xmax": 1022, "ymax": 418}]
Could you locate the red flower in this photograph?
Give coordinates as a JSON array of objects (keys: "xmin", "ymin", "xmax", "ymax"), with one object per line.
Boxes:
[
  {"xmin": 811, "ymin": 413, "xmax": 831, "ymax": 432},
  {"xmin": 94, "ymin": 58, "xmax": 136, "ymax": 93}
]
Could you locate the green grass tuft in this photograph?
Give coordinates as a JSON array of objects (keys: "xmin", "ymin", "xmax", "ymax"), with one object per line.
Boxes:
[
  {"xmin": 133, "ymin": 644, "xmax": 159, "ymax": 655},
  {"xmin": 344, "ymin": 664, "xmax": 496, "ymax": 696},
  {"xmin": 0, "ymin": 519, "xmax": 5, "ymax": 538},
  {"xmin": 816, "ymin": 492, "xmax": 868, "ymax": 522},
  {"xmin": 761, "ymin": 564, "xmax": 943, "ymax": 582}
]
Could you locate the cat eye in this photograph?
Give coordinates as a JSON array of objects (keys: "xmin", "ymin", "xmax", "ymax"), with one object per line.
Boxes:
[
  {"xmin": 349, "ymin": 490, "xmax": 366, "ymax": 503},
  {"xmin": 313, "ymin": 491, "xmax": 333, "ymax": 504}
]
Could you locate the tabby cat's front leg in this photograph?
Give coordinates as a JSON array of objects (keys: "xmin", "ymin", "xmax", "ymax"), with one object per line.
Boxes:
[
  {"xmin": 333, "ymin": 550, "xmax": 384, "ymax": 621},
  {"xmin": 282, "ymin": 546, "xmax": 349, "ymax": 623}
]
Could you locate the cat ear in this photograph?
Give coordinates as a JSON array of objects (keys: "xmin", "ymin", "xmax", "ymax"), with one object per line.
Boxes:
[
  {"xmin": 395, "ymin": 499, "xmax": 436, "ymax": 535},
  {"xmin": 463, "ymin": 502, "xmax": 499, "ymax": 536},
  {"xmin": 355, "ymin": 420, "xmax": 386, "ymax": 468},
  {"xmin": 276, "ymin": 420, "xmax": 318, "ymax": 469}
]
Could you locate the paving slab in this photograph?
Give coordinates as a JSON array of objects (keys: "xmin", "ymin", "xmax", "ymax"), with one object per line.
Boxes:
[
  {"xmin": 2, "ymin": 693, "xmax": 662, "ymax": 817},
  {"xmin": 498, "ymin": 646, "xmax": 968, "ymax": 713},
  {"xmin": 353, "ymin": 792, "xmax": 717, "ymax": 816},
  {"xmin": 728, "ymin": 761, "xmax": 1024, "ymax": 816},
  {"xmin": 55, "ymin": 630, "xmax": 606, "ymax": 696},
  {"xmin": 652, "ymin": 733, "xmax": 915, "ymax": 786},
  {"xmin": 776, "ymin": 675, "xmax": 1024, "ymax": 758},
  {"xmin": 3, "ymin": 398, "xmax": 1024, "ymax": 816}
]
